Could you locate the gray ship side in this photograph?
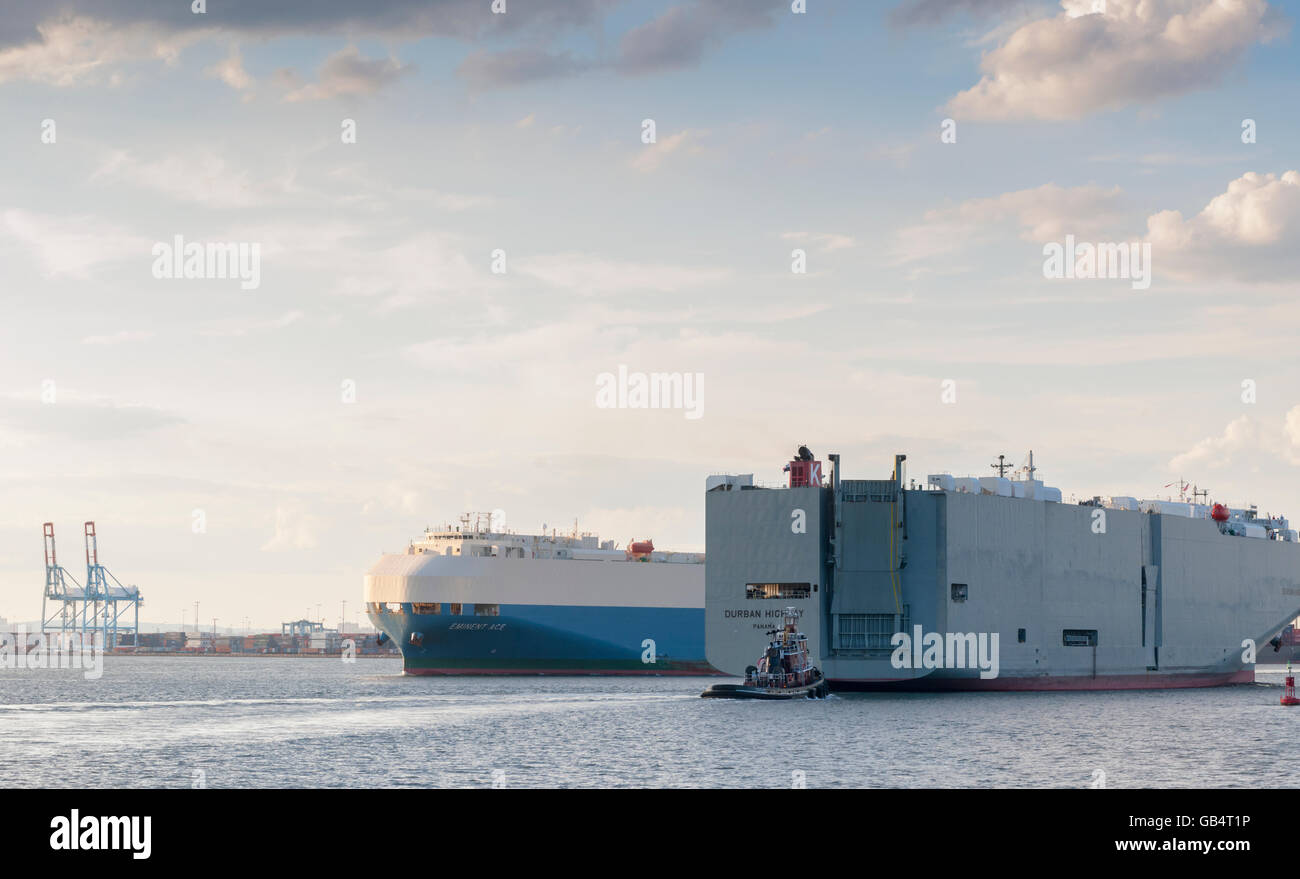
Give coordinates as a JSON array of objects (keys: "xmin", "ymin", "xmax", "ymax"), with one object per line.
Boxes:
[{"xmin": 705, "ymin": 455, "xmax": 1300, "ymax": 690}]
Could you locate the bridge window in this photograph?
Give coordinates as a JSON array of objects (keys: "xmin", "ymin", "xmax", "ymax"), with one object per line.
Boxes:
[{"xmin": 745, "ymin": 582, "xmax": 812, "ymax": 600}]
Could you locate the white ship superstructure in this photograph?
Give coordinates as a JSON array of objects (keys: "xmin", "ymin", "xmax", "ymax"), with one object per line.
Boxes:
[{"xmin": 364, "ymin": 513, "xmax": 712, "ymax": 675}]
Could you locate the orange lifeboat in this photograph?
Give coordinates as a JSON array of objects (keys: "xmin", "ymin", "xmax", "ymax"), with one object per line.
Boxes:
[{"xmin": 627, "ymin": 539, "xmax": 654, "ymax": 560}]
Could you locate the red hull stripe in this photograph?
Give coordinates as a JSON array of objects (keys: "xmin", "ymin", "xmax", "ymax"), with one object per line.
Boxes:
[
  {"xmin": 828, "ymin": 669, "xmax": 1254, "ymax": 692},
  {"xmin": 404, "ymin": 667, "xmax": 718, "ymax": 677}
]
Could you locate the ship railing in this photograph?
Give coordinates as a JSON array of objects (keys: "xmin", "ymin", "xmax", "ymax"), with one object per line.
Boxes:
[{"xmin": 747, "ymin": 668, "xmax": 820, "ymax": 689}]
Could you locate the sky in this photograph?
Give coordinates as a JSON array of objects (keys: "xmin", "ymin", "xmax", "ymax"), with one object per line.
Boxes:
[{"xmin": 0, "ymin": 0, "xmax": 1298, "ymax": 630}]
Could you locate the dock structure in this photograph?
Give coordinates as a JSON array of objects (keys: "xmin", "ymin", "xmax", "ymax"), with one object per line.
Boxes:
[{"xmin": 41, "ymin": 522, "xmax": 143, "ymax": 648}]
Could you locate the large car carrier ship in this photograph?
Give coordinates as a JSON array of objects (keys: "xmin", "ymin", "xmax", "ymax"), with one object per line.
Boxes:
[
  {"xmin": 705, "ymin": 448, "xmax": 1300, "ymax": 691},
  {"xmin": 365, "ymin": 513, "xmax": 713, "ymax": 675}
]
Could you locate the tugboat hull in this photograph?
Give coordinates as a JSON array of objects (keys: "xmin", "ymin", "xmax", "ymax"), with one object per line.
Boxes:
[{"xmin": 701, "ymin": 678, "xmax": 829, "ymax": 699}]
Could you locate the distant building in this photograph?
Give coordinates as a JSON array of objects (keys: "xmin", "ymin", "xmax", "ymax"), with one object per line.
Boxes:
[{"xmin": 282, "ymin": 619, "xmax": 330, "ymax": 637}]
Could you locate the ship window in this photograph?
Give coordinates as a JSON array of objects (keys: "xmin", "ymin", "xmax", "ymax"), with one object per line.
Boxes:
[
  {"xmin": 449, "ymin": 603, "xmax": 462, "ymax": 616},
  {"xmin": 1063, "ymin": 629, "xmax": 1098, "ymax": 647},
  {"xmin": 1018, "ymin": 628, "xmax": 1026, "ymax": 643},
  {"xmin": 475, "ymin": 604, "xmax": 500, "ymax": 616},
  {"xmin": 412, "ymin": 603, "xmax": 441, "ymax": 615},
  {"xmin": 951, "ymin": 583, "xmax": 968, "ymax": 602},
  {"xmin": 745, "ymin": 582, "xmax": 812, "ymax": 600}
]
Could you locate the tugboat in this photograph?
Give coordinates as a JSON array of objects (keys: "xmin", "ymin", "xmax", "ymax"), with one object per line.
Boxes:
[{"xmin": 701, "ymin": 608, "xmax": 828, "ymax": 699}]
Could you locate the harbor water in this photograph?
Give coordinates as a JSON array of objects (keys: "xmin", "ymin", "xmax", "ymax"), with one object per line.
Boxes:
[{"xmin": 3, "ymin": 657, "xmax": 1298, "ymax": 788}]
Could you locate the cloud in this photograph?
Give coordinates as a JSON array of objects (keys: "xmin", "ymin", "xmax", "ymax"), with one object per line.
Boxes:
[
  {"xmin": 280, "ymin": 46, "xmax": 411, "ymax": 101},
  {"xmin": 0, "ymin": 1, "xmax": 614, "ymax": 89},
  {"xmin": 1146, "ymin": 170, "xmax": 1300, "ymax": 282},
  {"xmin": 2, "ymin": 1, "xmax": 776, "ymax": 92},
  {"xmin": 515, "ymin": 252, "xmax": 731, "ymax": 295},
  {"xmin": 82, "ymin": 330, "xmax": 155, "ymax": 345},
  {"xmin": 205, "ymin": 46, "xmax": 253, "ymax": 90},
  {"xmin": 0, "ymin": 395, "xmax": 183, "ymax": 438},
  {"xmin": 456, "ymin": 47, "xmax": 587, "ymax": 89},
  {"xmin": 889, "ymin": 0, "xmax": 1031, "ymax": 28},
  {"xmin": 892, "ymin": 171, "xmax": 1300, "ymax": 284},
  {"xmin": 1170, "ymin": 409, "xmax": 1300, "ymax": 471},
  {"xmin": 0, "ymin": 208, "xmax": 152, "ymax": 279},
  {"xmin": 326, "ymin": 233, "xmax": 483, "ymax": 307},
  {"xmin": 630, "ymin": 129, "xmax": 706, "ymax": 173},
  {"xmin": 92, "ymin": 150, "xmax": 269, "ymax": 208},
  {"xmin": 201, "ymin": 311, "xmax": 305, "ymax": 338},
  {"xmin": 0, "ymin": 1, "xmax": 616, "ymax": 52},
  {"xmin": 782, "ymin": 231, "xmax": 857, "ymax": 252},
  {"xmin": 261, "ymin": 503, "xmax": 320, "ymax": 551},
  {"xmin": 456, "ymin": 0, "xmax": 785, "ymax": 88},
  {"xmin": 0, "ymin": 16, "xmax": 207, "ymax": 86},
  {"xmin": 893, "ymin": 182, "xmax": 1127, "ymax": 263},
  {"xmin": 614, "ymin": 0, "xmax": 784, "ymax": 75},
  {"xmin": 946, "ymin": 0, "xmax": 1285, "ymax": 121}
]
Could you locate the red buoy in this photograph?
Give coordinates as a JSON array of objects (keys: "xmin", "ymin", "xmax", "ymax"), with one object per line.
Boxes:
[{"xmin": 1283, "ymin": 663, "xmax": 1299, "ymax": 706}]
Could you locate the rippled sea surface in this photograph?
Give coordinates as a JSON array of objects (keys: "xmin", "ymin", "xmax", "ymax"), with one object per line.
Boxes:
[{"xmin": 3, "ymin": 657, "xmax": 1299, "ymax": 788}]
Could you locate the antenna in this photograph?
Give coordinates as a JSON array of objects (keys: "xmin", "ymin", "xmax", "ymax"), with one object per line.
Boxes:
[
  {"xmin": 1022, "ymin": 450, "xmax": 1037, "ymax": 481},
  {"xmin": 990, "ymin": 454, "xmax": 1012, "ymax": 478}
]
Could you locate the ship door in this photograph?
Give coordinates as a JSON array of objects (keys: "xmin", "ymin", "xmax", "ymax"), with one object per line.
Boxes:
[{"xmin": 1141, "ymin": 565, "xmax": 1159, "ymax": 669}]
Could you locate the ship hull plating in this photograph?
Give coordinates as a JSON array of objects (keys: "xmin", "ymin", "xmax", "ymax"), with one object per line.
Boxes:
[
  {"xmin": 705, "ymin": 468, "xmax": 1300, "ymax": 692},
  {"xmin": 368, "ymin": 604, "xmax": 712, "ymax": 675},
  {"xmin": 365, "ymin": 552, "xmax": 716, "ymax": 675},
  {"xmin": 827, "ymin": 669, "xmax": 1253, "ymax": 691}
]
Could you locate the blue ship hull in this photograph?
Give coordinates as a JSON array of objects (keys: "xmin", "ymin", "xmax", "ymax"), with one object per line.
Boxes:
[{"xmin": 368, "ymin": 603, "xmax": 718, "ymax": 675}]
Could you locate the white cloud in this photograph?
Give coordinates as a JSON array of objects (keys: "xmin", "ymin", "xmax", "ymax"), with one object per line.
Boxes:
[
  {"xmin": 0, "ymin": 16, "xmax": 207, "ymax": 86},
  {"xmin": 947, "ymin": 0, "xmax": 1283, "ymax": 121},
  {"xmin": 327, "ymin": 233, "xmax": 483, "ymax": 305},
  {"xmin": 893, "ymin": 182, "xmax": 1127, "ymax": 263},
  {"xmin": 205, "ymin": 46, "xmax": 254, "ymax": 90},
  {"xmin": 1147, "ymin": 170, "xmax": 1300, "ymax": 282},
  {"xmin": 281, "ymin": 46, "xmax": 411, "ymax": 102},
  {"xmin": 201, "ymin": 311, "xmax": 304, "ymax": 338},
  {"xmin": 782, "ymin": 231, "xmax": 856, "ymax": 252},
  {"xmin": 630, "ymin": 129, "xmax": 706, "ymax": 173},
  {"xmin": 0, "ymin": 208, "xmax": 152, "ymax": 279},
  {"xmin": 261, "ymin": 503, "xmax": 320, "ymax": 551},
  {"xmin": 93, "ymin": 150, "xmax": 268, "ymax": 208},
  {"xmin": 1171, "ymin": 408, "xmax": 1300, "ymax": 472},
  {"xmin": 516, "ymin": 252, "xmax": 731, "ymax": 295},
  {"xmin": 82, "ymin": 330, "xmax": 154, "ymax": 345}
]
